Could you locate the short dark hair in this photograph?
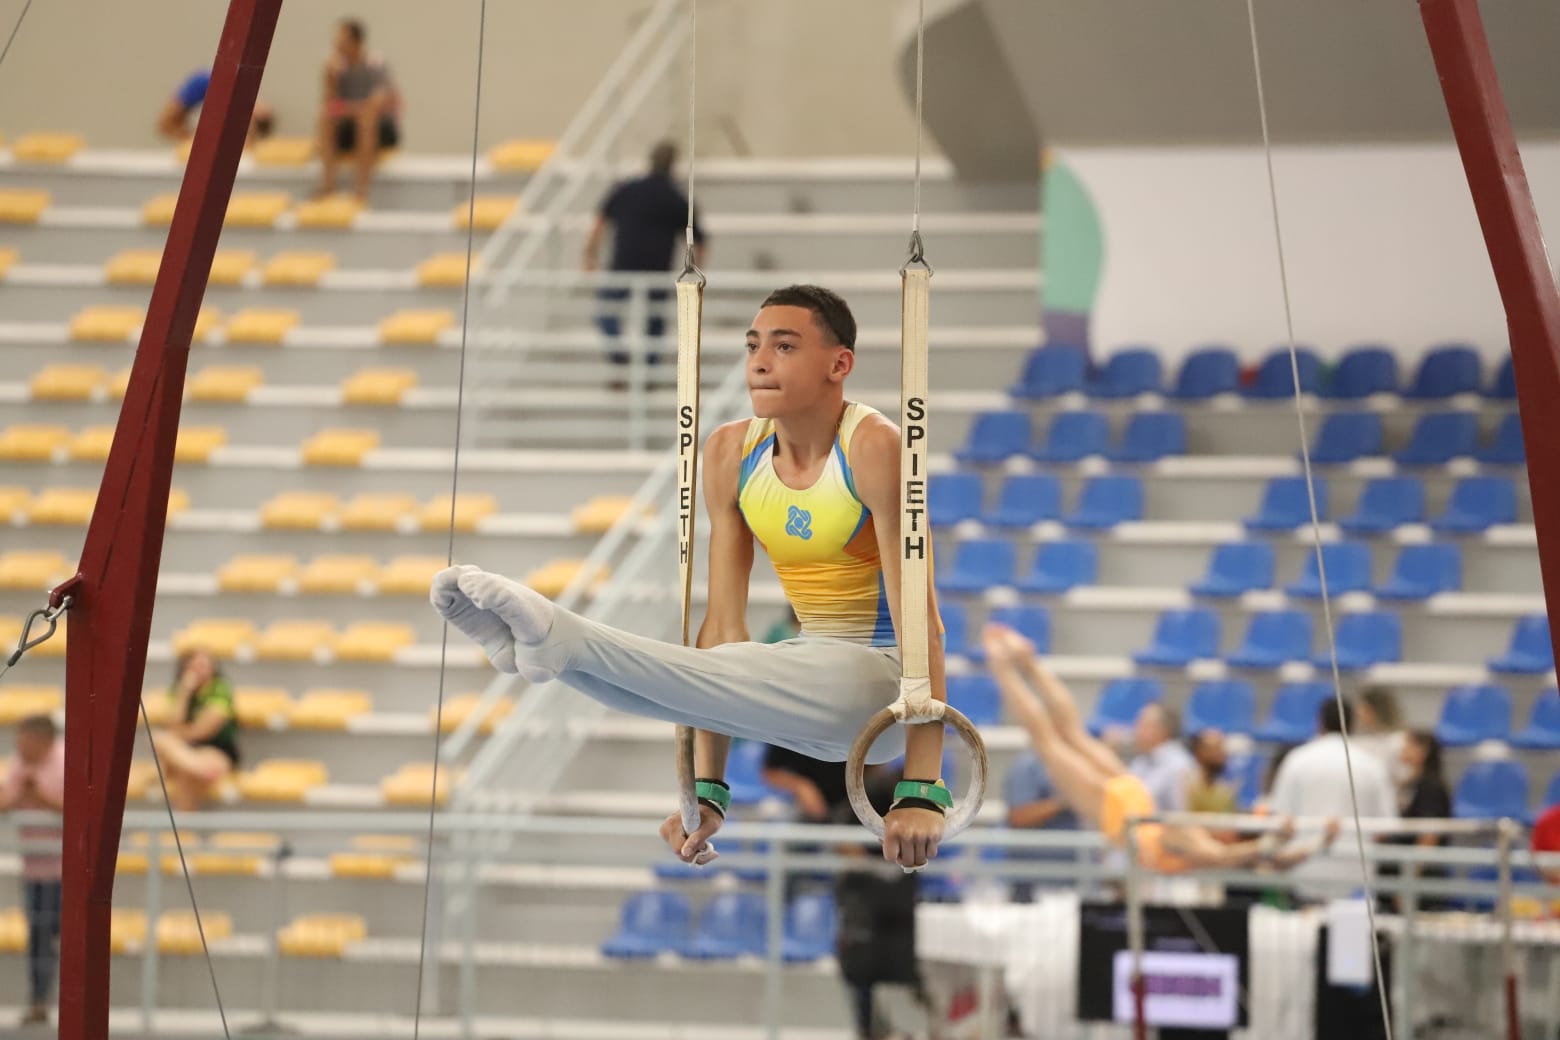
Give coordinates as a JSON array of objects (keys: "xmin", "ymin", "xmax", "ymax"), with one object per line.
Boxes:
[
  {"xmin": 1319, "ymin": 697, "xmax": 1353, "ymax": 735},
  {"xmin": 649, "ymin": 140, "xmax": 677, "ymax": 176},
  {"xmin": 17, "ymin": 715, "xmax": 55, "ymax": 741},
  {"xmin": 340, "ymin": 18, "xmax": 366, "ymax": 44},
  {"xmin": 759, "ymin": 284, "xmax": 857, "ymax": 351}
]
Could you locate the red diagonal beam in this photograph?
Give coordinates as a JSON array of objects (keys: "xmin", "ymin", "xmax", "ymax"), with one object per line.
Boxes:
[
  {"xmin": 53, "ymin": 1, "xmax": 283, "ymax": 1036},
  {"xmin": 1420, "ymin": 0, "xmax": 1560, "ymax": 670}
]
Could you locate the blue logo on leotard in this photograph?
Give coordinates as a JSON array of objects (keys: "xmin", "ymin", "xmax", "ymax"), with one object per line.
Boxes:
[{"xmin": 785, "ymin": 505, "xmax": 814, "ymax": 540}]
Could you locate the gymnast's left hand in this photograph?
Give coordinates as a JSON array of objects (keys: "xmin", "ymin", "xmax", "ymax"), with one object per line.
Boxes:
[{"xmin": 882, "ymin": 806, "xmax": 943, "ymax": 870}]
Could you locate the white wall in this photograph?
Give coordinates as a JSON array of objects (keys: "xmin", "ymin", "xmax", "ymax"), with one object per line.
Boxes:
[
  {"xmin": 1067, "ymin": 141, "xmax": 1560, "ymax": 363},
  {"xmin": 0, "ymin": 0, "xmax": 926, "ymax": 158}
]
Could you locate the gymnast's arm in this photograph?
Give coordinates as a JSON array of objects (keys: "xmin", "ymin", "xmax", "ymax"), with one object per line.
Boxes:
[{"xmin": 1163, "ymin": 817, "xmax": 1339, "ymax": 872}]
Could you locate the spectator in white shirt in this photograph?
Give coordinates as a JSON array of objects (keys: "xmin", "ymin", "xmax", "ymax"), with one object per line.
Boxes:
[{"xmin": 1128, "ymin": 703, "xmax": 1195, "ymax": 814}]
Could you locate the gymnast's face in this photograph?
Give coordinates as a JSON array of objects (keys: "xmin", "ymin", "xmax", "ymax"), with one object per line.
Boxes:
[{"xmin": 745, "ymin": 305, "xmax": 854, "ymax": 419}]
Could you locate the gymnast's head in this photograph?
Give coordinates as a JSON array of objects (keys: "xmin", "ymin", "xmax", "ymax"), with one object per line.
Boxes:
[{"xmin": 746, "ymin": 284, "xmax": 858, "ymax": 419}]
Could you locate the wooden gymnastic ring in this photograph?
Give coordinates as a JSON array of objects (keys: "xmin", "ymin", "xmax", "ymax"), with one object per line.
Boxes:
[{"xmin": 845, "ymin": 702, "xmax": 988, "ymax": 844}]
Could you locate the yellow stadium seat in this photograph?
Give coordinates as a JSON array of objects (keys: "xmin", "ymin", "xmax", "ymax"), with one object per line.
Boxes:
[
  {"xmin": 338, "ymin": 493, "xmax": 419, "ymax": 532},
  {"xmin": 341, "ymin": 367, "xmax": 417, "ymax": 405},
  {"xmin": 105, "ymin": 249, "xmax": 163, "ymax": 285},
  {"xmin": 455, "ymin": 195, "xmax": 517, "ymax": 231},
  {"xmin": 67, "ymin": 426, "xmax": 115, "ymax": 462},
  {"xmin": 0, "ymin": 551, "xmax": 70, "ymax": 591},
  {"xmin": 0, "ymin": 909, "xmax": 29, "ymax": 953},
  {"xmin": 30, "ymin": 363, "xmax": 108, "ymax": 400},
  {"xmin": 278, "ymin": 913, "xmax": 367, "ymax": 958},
  {"xmin": 111, "ymin": 909, "xmax": 149, "ymax": 954},
  {"xmin": 158, "ymin": 910, "xmax": 233, "ymax": 955},
  {"xmin": 0, "ymin": 685, "xmax": 63, "ymax": 725},
  {"xmin": 488, "ymin": 138, "xmax": 556, "ymax": 172},
  {"xmin": 27, "ymin": 618, "xmax": 65, "ymax": 658},
  {"xmin": 377, "ymin": 555, "xmax": 445, "ymax": 595},
  {"xmin": 235, "ymin": 759, "xmax": 327, "ymax": 803},
  {"xmin": 188, "ymin": 365, "xmax": 263, "ymax": 402},
  {"xmin": 261, "ymin": 250, "xmax": 336, "ymax": 286},
  {"xmin": 232, "ymin": 687, "xmax": 293, "ymax": 729},
  {"xmin": 252, "ymin": 136, "xmax": 315, "ymax": 167},
  {"xmin": 13, "ymin": 132, "xmax": 84, "ymax": 164},
  {"xmin": 378, "ymin": 309, "xmax": 454, "ymax": 344},
  {"xmin": 0, "ymin": 488, "xmax": 31, "ymax": 523},
  {"xmin": 294, "ymin": 195, "xmax": 361, "ymax": 229},
  {"xmin": 188, "ymin": 832, "xmax": 276, "ymax": 876},
  {"xmin": 526, "ymin": 559, "xmax": 607, "ymax": 599},
  {"xmin": 172, "ymin": 619, "xmax": 259, "ymax": 658},
  {"xmin": 0, "ymin": 619, "xmax": 18, "ymax": 654},
  {"xmin": 381, "ymin": 762, "xmax": 459, "ymax": 806},
  {"xmin": 0, "ymin": 189, "xmax": 49, "ymax": 224},
  {"xmin": 141, "ymin": 193, "xmax": 178, "ymax": 225},
  {"xmin": 287, "ymin": 689, "xmax": 372, "ymax": 730},
  {"xmin": 0, "ymin": 247, "xmax": 16, "ymax": 277},
  {"xmin": 26, "ymin": 488, "xmax": 96, "ymax": 526},
  {"xmin": 259, "ymin": 491, "xmax": 340, "ymax": 529},
  {"xmin": 216, "ymin": 554, "xmax": 299, "ymax": 593},
  {"xmin": 297, "ymin": 554, "xmax": 379, "ymax": 594},
  {"xmin": 0, "ymin": 425, "xmax": 71, "ymax": 460},
  {"xmin": 571, "ymin": 494, "xmax": 652, "ymax": 534},
  {"xmin": 225, "ymin": 308, "xmax": 300, "ymax": 344},
  {"xmin": 175, "ymin": 425, "xmax": 227, "ymax": 464},
  {"xmin": 335, "ymin": 622, "xmax": 415, "ymax": 662},
  {"xmin": 301, "ymin": 428, "xmax": 380, "ymax": 466},
  {"xmin": 420, "ymin": 492, "xmax": 497, "ymax": 532},
  {"xmin": 226, "ymin": 192, "xmax": 291, "ymax": 228},
  {"xmin": 329, "ymin": 844, "xmax": 412, "ymax": 879},
  {"xmin": 415, "ymin": 252, "xmax": 478, "ymax": 288},
  {"xmin": 436, "ymin": 692, "xmax": 514, "ymax": 734},
  {"xmin": 208, "ymin": 249, "xmax": 257, "ymax": 286},
  {"xmin": 69, "ymin": 305, "xmax": 142, "ymax": 342},
  {"xmin": 108, "ymin": 368, "xmax": 131, "ymax": 400},
  {"xmin": 255, "ymin": 620, "xmax": 337, "ymax": 662}
]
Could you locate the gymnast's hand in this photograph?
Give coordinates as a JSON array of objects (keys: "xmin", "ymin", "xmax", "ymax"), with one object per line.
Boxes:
[
  {"xmin": 659, "ymin": 805, "xmax": 723, "ymax": 866},
  {"xmin": 883, "ymin": 805, "xmax": 944, "ymax": 870}
]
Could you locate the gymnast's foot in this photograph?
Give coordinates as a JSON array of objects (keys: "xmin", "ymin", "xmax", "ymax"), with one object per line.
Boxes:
[
  {"xmin": 430, "ymin": 564, "xmax": 518, "ymax": 674},
  {"xmin": 457, "ymin": 568, "xmax": 561, "ymax": 682}
]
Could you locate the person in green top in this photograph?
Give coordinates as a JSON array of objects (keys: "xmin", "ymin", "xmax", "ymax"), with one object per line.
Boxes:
[{"xmin": 149, "ymin": 650, "xmax": 240, "ymax": 810}]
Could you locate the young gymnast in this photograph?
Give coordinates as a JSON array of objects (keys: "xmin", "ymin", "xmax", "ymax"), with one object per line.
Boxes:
[{"xmin": 981, "ymin": 623, "xmax": 1339, "ymax": 872}]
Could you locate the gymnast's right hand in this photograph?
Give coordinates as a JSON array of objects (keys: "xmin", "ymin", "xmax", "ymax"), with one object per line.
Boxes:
[{"xmin": 659, "ymin": 805, "xmax": 722, "ymax": 866}]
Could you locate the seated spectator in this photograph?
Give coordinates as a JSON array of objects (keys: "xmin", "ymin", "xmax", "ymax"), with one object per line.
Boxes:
[
  {"xmin": 1183, "ymin": 728, "xmax": 1238, "ymax": 816},
  {"xmin": 156, "ymin": 68, "xmax": 274, "ymax": 146},
  {"xmin": 1002, "ymin": 749, "xmax": 1079, "ymax": 901},
  {"xmin": 1380, "ymin": 730, "xmax": 1453, "ymax": 911},
  {"xmin": 0, "ymin": 715, "xmax": 65, "ymax": 1026},
  {"xmin": 315, "ymin": 18, "xmax": 402, "ymax": 200},
  {"xmin": 1129, "ymin": 703, "xmax": 1194, "ymax": 814},
  {"xmin": 150, "ymin": 650, "xmax": 240, "ymax": 810}
]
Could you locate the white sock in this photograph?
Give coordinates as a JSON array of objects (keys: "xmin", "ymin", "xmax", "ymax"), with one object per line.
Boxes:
[
  {"xmin": 430, "ymin": 564, "xmax": 518, "ymax": 674},
  {"xmin": 457, "ymin": 570, "xmax": 561, "ymax": 683}
]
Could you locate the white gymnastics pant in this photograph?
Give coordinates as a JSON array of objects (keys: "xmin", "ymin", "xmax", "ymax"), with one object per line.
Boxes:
[{"xmin": 527, "ymin": 605, "xmax": 907, "ymax": 763}]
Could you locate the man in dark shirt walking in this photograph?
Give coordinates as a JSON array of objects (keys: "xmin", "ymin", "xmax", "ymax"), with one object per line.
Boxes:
[{"xmin": 583, "ymin": 141, "xmax": 707, "ymax": 381}]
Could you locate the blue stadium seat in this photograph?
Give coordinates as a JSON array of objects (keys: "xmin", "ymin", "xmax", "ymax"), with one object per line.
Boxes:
[
  {"xmin": 1453, "ymin": 760, "xmax": 1529, "ymax": 820},
  {"xmin": 1012, "ymin": 347, "xmax": 1087, "ymax": 399},
  {"xmin": 967, "ymin": 605, "xmax": 1052, "ymax": 664},
  {"xmin": 782, "ymin": 892, "xmax": 837, "ymax": 963},
  {"xmin": 1170, "ymin": 347, "xmax": 1240, "ymax": 400},
  {"xmin": 1309, "ymin": 411, "xmax": 1383, "ymax": 464},
  {"xmin": 1338, "ymin": 476, "xmax": 1425, "ymax": 534},
  {"xmin": 1224, "ymin": 753, "xmax": 1266, "ymax": 809},
  {"xmin": 1108, "ymin": 411, "xmax": 1186, "ymax": 463},
  {"xmin": 1431, "ymin": 476, "xmax": 1518, "ymax": 533},
  {"xmin": 1487, "ymin": 356, "xmax": 1516, "ymax": 400},
  {"xmin": 602, "ymin": 891, "xmax": 692, "ymax": 959},
  {"xmin": 1476, "ymin": 413, "xmax": 1524, "ymax": 466},
  {"xmin": 945, "ymin": 674, "xmax": 1001, "ymax": 726},
  {"xmin": 727, "ymin": 740, "xmax": 788, "ymax": 806},
  {"xmin": 1488, "ymin": 615, "xmax": 1553, "ymax": 674},
  {"xmin": 938, "ymin": 601, "xmax": 969, "ymax": 658},
  {"xmin": 1406, "ymin": 344, "xmax": 1483, "ymax": 400},
  {"xmin": 1324, "ymin": 346, "xmax": 1399, "ymax": 399},
  {"xmin": 1254, "ymin": 681, "xmax": 1333, "ymax": 743},
  {"xmin": 1245, "ymin": 476, "xmax": 1328, "ymax": 531},
  {"xmin": 1315, "ymin": 611, "xmax": 1401, "ymax": 670},
  {"xmin": 1243, "ymin": 348, "xmax": 1323, "ymax": 399},
  {"xmin": 1029, "ymin": 410, "xmax": 1110, "ymax": 463},
  {"xmin": 1286, "ymin": 541, "xmax": 1373, "ymax": 598},
  {"xmin": 1184, "ymin": 680, "xmax": 1257, "ymax": 736},
  {"xmin": 1087, "ymin": 677, "xmax": 1163, "ymax": 736},
  {"xmin": 1190, "ymin": 542, "xmax": 1275, "ymax": 598},
  {"xmin": 938, "ymin": 538, "xmax": 1017, "ymax": 593},
  {"xmin": 1393, "ymin": 411, "xmax": 1479, "ymax": 466},
  {"xmin": 1065, "ymin": 475, "xmax": 1143, "ymax": 529},
  {"xmin": 1016, "ymin": 539, "xmax": 1098, "ymax": 594},
  {"xmin": 1087, "ymin": 347, "xmax": 1162, "ymax": 399},
  {"xmin": 1374, "ymin": 543, "xmax": 1462, "ymax": 600},
  {"xmin": 1434, "ymin": 684, "xmax": 1512, "ymax": 747},
  {"xmin": 955, "ymin": 410, "xmax": 1032, "ymax": 465},
  {"xmin": 1511, "ymin": 689, "xmax": 1560, "ymax": 750},
  {"xmin": 1227, "ymin": 610, "xmax": 1313, "ymax": 669},
  {"xmin": 682, "ymin": 892, "xmax": 768, "ymax": 960},
  {"xmin": 983, "ymin": 474, "xmax": 1062, "ymax": 529},
  {"xmin": 930, "ymin": 473, "xmax": 985, "ymax": 528},
  {"xmin": 1134, "ymin": 608, "xmax": 1221, "ymax": 667}
]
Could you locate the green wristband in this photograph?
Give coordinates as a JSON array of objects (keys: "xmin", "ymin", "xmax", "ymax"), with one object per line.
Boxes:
[
  {"xmin": 893, "ymin": 779, "xmax": 953, "ymax": 810},
  {"xmin": 695, "ymin": 779, "xmax": 731, "ymax": 813}
]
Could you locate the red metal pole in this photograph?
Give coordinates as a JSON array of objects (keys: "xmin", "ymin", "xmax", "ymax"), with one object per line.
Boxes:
[
  {"xmin": 1419, "ymin": 0, "xmax": 1560, "ymax": 672},
  {"xmin": 53, "ymin": 1, "xmax": 283, "ymax": 1036}
]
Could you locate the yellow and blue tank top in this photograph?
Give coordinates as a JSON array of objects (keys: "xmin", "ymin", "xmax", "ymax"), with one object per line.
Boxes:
[{"xmin": 737, "ymin": 402, "xmax": 895, "ymax": 647}]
